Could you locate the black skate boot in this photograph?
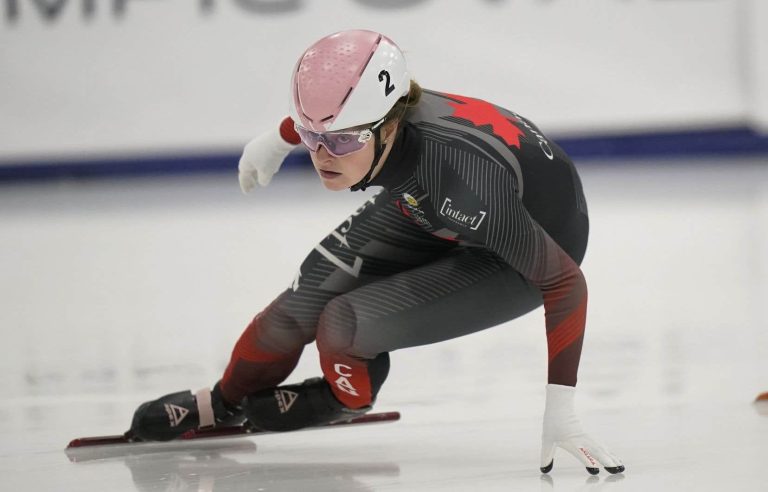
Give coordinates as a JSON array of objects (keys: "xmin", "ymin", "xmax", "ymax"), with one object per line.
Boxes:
[
  {"xmin": 242, "ymin": 377, "xmax": 369, "ymax": 432},
  {"xmin": 130, "ymin": 382, "xmax": 245, "ymax": 441}
]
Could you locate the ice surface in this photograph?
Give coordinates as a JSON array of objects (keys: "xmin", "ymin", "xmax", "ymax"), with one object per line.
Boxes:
[{"xmin": 1, "ymin": 159, "xmax": 767, "ymax": 491}]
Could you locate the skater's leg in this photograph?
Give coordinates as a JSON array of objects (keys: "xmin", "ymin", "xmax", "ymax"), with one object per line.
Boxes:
[
  {"xmin": 130, "ymin": 291, "xmax": 312, "ymax": 441},
  {"xmin": 239, "ymin": 248, "xmax": 543, "ymax": 427},
  {"xmin": 314, "ymin": 248, "xmax": 546, "ymax": 409},
  {"xmin": 219, "ymin": 191, "xmax": 454, "ymax": 401},
  {"xmin": 132, "ymin": 192, "xmax": 452, "ymax": 440},
  {"xmin": 218, "ymin": 296, "xmax": 310, "ymax": 404},
  {"xmin": 314, "ymin": 208, "xmax": 589, "ymax": 408}
]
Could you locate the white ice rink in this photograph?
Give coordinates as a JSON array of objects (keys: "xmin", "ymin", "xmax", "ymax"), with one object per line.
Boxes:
[{"xmin": 1, "ymin": 159, "xmax": 767, "ymax": 491}]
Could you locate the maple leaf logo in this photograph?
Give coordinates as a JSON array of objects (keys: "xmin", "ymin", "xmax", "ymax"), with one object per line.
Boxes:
[{"xmin": 444, "ymin": 94, "xmax": 524, "ymax": 149}]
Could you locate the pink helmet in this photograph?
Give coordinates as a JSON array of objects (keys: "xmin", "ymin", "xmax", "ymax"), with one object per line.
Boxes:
[{"xmin": 289, "ymin": 30, "xmax": 411, "ymax": 132}]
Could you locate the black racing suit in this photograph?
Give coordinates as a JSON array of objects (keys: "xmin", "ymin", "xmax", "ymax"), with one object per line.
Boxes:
[{"xmin": 220, "ymin": 90, "xmax": 590, "ymax": 409}]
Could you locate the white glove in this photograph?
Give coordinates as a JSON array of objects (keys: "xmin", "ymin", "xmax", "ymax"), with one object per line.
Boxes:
[
  {"xmin": 238, "ymin": 125, "xmax": 296, "ymax": 193},
  {"xmin": 540, "ymin": 384, "xmax": 625, "ymax": 475}
]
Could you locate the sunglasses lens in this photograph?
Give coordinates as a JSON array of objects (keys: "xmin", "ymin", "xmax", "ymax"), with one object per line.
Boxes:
[
  {"xmin": 323, "ymin": 133, "xmax": 366, "ymax": 156},
  {"xmin": 295, "ymin": 126, "xmax": 322, "ymax": 152},
  {"xmin": 295, "ymin": 126, "xmax": 368, "ymax": 157}
]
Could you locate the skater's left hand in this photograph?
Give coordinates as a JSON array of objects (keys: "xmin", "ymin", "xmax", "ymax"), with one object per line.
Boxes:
[
  {"xmin": 540, "ymin": 384, "xmax": 625, "ymax": 475},
  {"xmin": 238, "ymin": 120, "xmax": 297, "ymax": 193}
]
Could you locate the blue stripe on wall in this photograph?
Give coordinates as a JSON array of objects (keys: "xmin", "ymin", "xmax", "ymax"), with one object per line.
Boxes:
[
  {"xmin": 556, "ymin": 126, "xmax": 768, "ymax": 158},
  {"xmin": 1, "ymin": 126, "xmax": 767, "ymax": 182}
]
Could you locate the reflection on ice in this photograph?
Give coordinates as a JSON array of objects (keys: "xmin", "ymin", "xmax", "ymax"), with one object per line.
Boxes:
[{"xmin": 67, "ymin": 438, "xmax": 399, "ymax": 492}]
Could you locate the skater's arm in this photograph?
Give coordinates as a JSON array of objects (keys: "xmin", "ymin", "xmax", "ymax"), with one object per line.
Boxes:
[
  {"xmin": 483, "ymin": 199, "xmax": 585, "ymax": 387},
  {"xmin": 428, "ymin": 177, "xmax": 626, "ymax": 475},
  {"xmin": 430, "ymin": 174, "xmax": 586, "ymax": 387},
  {"xmin": 238, "ymin": 116, "xmax": 301, "ymax": 193}
]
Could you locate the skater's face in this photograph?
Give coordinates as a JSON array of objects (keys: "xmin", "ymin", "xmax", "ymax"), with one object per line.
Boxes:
[{"xmin": 309, "ymin": 122, "xmax": 398, "ymax": 191}]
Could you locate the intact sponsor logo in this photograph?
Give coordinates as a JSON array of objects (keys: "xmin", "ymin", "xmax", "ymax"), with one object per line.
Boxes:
[
  {"xmin": 164, "ymin": 403, "xmax": 190, "ymax": 428},
  {"xmin": 274, "ymin": 389, "xmax": 299, "ymax": 414},
  {"xmin": 439, "ymin": 198, "xmax": 487, "ymax": 231}
]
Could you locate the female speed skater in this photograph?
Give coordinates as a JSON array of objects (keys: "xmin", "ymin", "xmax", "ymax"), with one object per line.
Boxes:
[{"xmin": 130, "ymin": 29, "xmax": 625, "ymax": 476}]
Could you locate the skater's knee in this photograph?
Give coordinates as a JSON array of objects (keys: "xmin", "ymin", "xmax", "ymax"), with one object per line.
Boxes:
[
  {"xmin": 240, "ymin": 307, "xmax": 314, "ymax": 358},
  {"xmin": 317, "ymin": 295, "xmax": 358, "ymax": 355}
]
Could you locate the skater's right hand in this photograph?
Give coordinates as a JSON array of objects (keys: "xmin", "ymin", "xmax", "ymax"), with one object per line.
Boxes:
[
  {"xmin": 539, "ymin": 384, "xmax": 625, "ymax": 476},
  {"xmin": 238, "ymin": 117, "xmax": 298, "ymax": 193}
]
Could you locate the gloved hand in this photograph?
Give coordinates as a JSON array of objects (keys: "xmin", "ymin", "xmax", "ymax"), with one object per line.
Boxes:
[
  {"xmin": 238, "ymin": 118, "xmax": 297, "ymax": 193},
  {"xmin": 540, "ymin": 384, "xmax": 625, "ymax": 475}
]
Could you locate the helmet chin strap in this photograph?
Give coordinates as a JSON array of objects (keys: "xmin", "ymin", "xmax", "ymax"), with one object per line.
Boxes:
[{"xmin": 349, "ymin": 127, "xmax": 387, "ymax": 192}]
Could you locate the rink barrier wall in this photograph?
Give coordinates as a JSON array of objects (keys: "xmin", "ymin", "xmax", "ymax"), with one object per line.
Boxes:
[
  {"xmin": 1, "ymin": 126, "xmax": 767, "ymax": 182},
  {"xmin": 4, "ymin": 0, "xmax": 764, "ymax": 156}
]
